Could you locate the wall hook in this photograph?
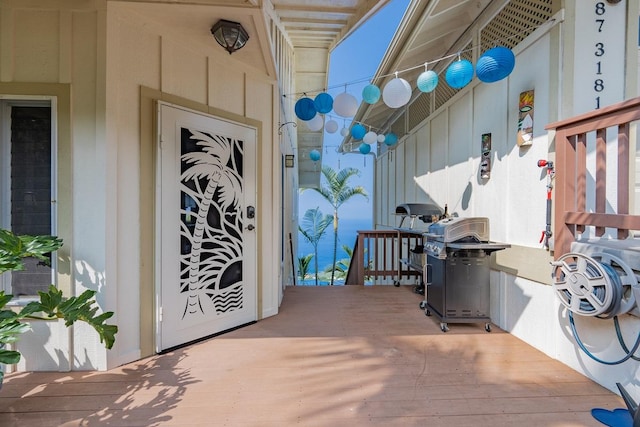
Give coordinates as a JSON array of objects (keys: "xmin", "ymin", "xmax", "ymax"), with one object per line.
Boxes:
[{"xmin": 278, "ymin": 121, "xmax": 297, "ymax": 135}]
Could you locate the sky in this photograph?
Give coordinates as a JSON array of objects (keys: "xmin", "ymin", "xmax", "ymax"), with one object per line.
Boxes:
[{"xmin": 298, "ymin": 0, "xmax": 411, "ymax": 221}]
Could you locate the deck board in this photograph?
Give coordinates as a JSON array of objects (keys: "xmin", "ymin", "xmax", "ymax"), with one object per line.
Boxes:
[{"xmin": 0, "ymin": 285, "xmax": 624, "ymax": 426}]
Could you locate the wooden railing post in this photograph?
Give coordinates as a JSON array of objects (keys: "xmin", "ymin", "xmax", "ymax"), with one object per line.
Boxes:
[
  {"xmin": 345, "ymin": 230, "xmax": 423, "ymax": 285},
  {"xmin": 545, "ymin": 96, "xmax": 640, "ymax": 259}
]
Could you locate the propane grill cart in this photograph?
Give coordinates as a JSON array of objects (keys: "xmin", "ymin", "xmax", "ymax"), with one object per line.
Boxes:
[
  {"xmin": 422, "ymin": 217, "xmax": 510, "ymax": 332},
  {"xmin": 393, "ymin": 203, "xmax": 442, "ymax": 290}
]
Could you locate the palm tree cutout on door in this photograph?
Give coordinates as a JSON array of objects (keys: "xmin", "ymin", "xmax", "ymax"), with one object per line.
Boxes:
[{"xmin": 180, "ymin": 128, "xmax": 244, "ymax": 318}]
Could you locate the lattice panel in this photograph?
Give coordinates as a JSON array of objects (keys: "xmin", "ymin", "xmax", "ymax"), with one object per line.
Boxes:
[
  {"xmin": 480, "ymin": 0, "xmax": 553, "ymax": 51},
  {"xmin": 408, "ymin": 92, "xmax": 431, "ymax": 130},
  {"xmin": 390, "ymin": 112, "xmax": 406, "ymax": 138},
  {"xmin": 433, "ymin": 41, "xmax": 472, "ymax": 112}
]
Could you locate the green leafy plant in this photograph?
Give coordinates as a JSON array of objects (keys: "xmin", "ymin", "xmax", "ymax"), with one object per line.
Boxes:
[
  {"xmin": 297, "ymin": 254, "xmax": 314, "ymax": 284},
  {"xmin": 0, "ymin": 229, "xmax": 118, "ymax": 385}
]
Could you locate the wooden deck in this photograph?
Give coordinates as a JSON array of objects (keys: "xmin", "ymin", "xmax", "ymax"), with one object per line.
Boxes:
[{"xmin": 0, "ymin": 285, "xmax": 624, "ymax": 426}]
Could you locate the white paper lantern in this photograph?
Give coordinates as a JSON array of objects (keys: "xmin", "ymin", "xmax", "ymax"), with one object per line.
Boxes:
[
  {"xmin": 325, "ymin": 119, "xmax": 339, "ymax": 133},
  {"xmin": 340, "ymin": 127, "xmax": 350, "ymax": 137},
  {"xmin": 382, "ymin": 77, "xmax": 412, "ymax": 108},
  {"xmin": 333, "ymin": 92, "xmax": 358, "ymax": 117},
  {"xmin": 363, "ymin": 131, "xmax": 378, "ymax": 145},
  {"xmin": 305, "ymin": 114, "xmax": 324, "ymax": 131},
  {"xmin": 377, "ymin": 134, "xmax": 386, "ymax": 143}
]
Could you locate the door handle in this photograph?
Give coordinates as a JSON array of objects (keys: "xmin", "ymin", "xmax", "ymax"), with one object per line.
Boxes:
[{"xmin": 246, "ymin": 224, "xmax": 255, "ymax": 231}]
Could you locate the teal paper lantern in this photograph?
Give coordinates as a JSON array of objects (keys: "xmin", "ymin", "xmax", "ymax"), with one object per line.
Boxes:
[
  {"xmin": 309, "ymin": 149, "xmax": 321, "ymax": 161},
  {"xmin": 445, "ymin": 59, "xmax": 474, "ymax": 89},
  {"xmin": 351, "ymin": 124, "xmax": 366, "ymax": 140},
  {"xmin": 476, "ymin": 47, "xmax": 515, "ymax": 83},
  {"xmin": 417, "ymin": 70, "xmax": 439, "ymax": 93},
  {"xmin": 384, "ymin": 133, "xmax": 398, "ymax": 146},
  {"xmin": 362, "ymin": 84, "xmax": 381, "ymax": 104},
  {"xmin": 295, "ymin": 97, "xmax": 316, "ymax": 121},
  {"xmin": 314, "ymin": 92, "xmax": 333, "ymax": 114},
  {"xmin": 359, "ymin": 143, "xmax": 371, "ymax": 155}
]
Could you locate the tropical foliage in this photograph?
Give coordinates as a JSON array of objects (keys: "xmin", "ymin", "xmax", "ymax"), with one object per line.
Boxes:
[
  {"xmin": 0, "ymin": 229, "xmax": 118, "ymax": 385},
  {"xmin": 301, "ymin": 166, "xmax": 368, "ymax": 285},
  {"xmin": 298, "ymin": 207, "xmax": 332, "ymax": 286},
  {"xmin": 297, "ymin": 254, "xmax": 314, "ymax": 283}
]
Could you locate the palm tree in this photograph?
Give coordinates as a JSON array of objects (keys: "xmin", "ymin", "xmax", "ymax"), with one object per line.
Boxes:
[
  {"xmin": 326, "ymin": 244, "xmax": 353, "ymax": 281},
  {"xmin": 297, "ymin": 254, "xmax": 314, "ymax": 284},
  {"xmin": 298, "ymin": 207, "xmax": 332, "ymax": 286},
  {"xmin": 180, "ymin": 129, "xmax": 242, "ymax": 317},
  {"xmin": 302, "ymin": 165, "xmax": 368, "ymax": 285}
]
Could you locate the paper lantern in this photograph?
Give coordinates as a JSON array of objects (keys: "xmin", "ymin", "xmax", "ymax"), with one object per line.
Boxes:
[
  {"xmin": 382, "ymin": 77, "xmax": 412, "ymax": 108},
  {"xmin": 333, "ymin": 92, "xmax": 358, "ymax": 117},
  {"xmin": 377, "ymin": 134, "xmax": 386, "ymax": 143},
  {"xmin": 476, "ymin": 47, "xmax": 516, "ymax": 83},
  {"xmin": 384, "ymin": 133, "xmax": 398, "ymax": 146},
  {"xmin": 340, "ymin": 127, "xmax": 349, "ymax": 137},
  {"xmin": 445, "ymin": 59, "xmax": 474, "ymax": 89},
  {"xmin": 362, "ymin": 84, "xmax": 381, "ymax": 104},
  {"xmin": 309, "ymin": 149, "xmax": 321, "ymax": 161},
  {"xmin": 305, "ymin": 114, "xmax": 324, "ymax": 131},
  {"xmin": 417, "ymin": 70, "xmax": 439, "ymax": 93},
  {"xmin": 363, "ymin": 131, "xmax": 377, "ymax": 145},
  {"xmin": 351, "ymin": 123, "xmax": 366, "ymax": 140},
  {"xmin": 325, "ymin": 119, "xmax": 339, "ymax": 134},
  {"xmin": 294, "ymin": 97, "xmax": 316, "ymax": 121},
  {"xmin": 314, "ymin": 92, "xmax": 333, "ymax": 114},
  {"xmin": 359, "ymin": 143, "xmax": 371, "ymax": 155}
]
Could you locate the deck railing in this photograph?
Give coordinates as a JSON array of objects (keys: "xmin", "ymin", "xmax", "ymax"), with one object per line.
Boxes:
[
  {"xmin": 545, "ymin": 97, "xmax": 640, "ymax": 259},
  {"xmin": 345, "ymin": 229, "xmax": 423, "ymax": 285}
]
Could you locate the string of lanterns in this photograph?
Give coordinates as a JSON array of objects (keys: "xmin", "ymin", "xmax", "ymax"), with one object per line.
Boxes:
[{"xmin": 293, "ymin": 45, "xmax": 516, "ymax": 161}]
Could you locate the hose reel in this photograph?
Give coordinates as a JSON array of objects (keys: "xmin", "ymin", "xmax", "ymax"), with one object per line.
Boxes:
[{"xmin": 551, "ymin": 252, "xmax": 638, "ymax": 318}]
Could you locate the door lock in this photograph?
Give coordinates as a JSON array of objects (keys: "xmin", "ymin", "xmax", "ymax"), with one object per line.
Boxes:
[{"xmin": 247, "ymin": 206, "xmax": 255, "ymax": 219}]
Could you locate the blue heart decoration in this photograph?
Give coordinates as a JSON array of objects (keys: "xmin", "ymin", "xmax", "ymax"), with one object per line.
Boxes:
[{"xmin": 591, "ymin": 408, "xmax": 633, "ymax": 426}]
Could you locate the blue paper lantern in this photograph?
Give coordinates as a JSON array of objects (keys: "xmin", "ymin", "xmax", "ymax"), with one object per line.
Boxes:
[
  {"xmin": 362, "ymin": 84, "xmax": 381, "ymax": 104},
  {"xmin": 295, "ymin": 97, "xmax": 316, "ymax": 121},
  {"xmin": 351, "ymin": 123, "xmax": 366, "ymax": 140},
  {"xmin": 314, "ymin": 92, "xmax": 333, "ymax": 114},
  {"xmin": 476, "ymin": 47, "xmax": 515, "ymax": 83},
  {"xmin": 359, "ymin": 143, "xmax": 371, "ymax": 155},
  {"xmin": 445, "ymin": 59, "xmax": 474, "ymax": 89},
  {"xmin": 384, "ymin": 133, "xmax": 398, "ymax": 146},
  {"xmin": 309, "ymin": 149, "xmax": 321, "ymax": 161},
  {"xmin": 417, "ymin": 70, "xmax": 439, "ymax": 93}
]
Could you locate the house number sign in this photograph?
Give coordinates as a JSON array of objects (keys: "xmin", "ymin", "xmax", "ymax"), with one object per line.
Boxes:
[{"xmin": 573, "ymin": 0, "xmax": 625, "ymax": 114}]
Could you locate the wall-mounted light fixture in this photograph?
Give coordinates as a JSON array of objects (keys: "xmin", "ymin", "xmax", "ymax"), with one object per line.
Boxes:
[
  {"xmin": 285, "ymin": 155, "xmax": 295, "ymax": 168},
  {"xmin": 211, "ymin": 19, "xmax": 249, "ymax": 54}
]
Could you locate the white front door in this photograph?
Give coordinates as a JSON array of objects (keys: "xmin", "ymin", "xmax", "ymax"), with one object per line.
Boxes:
[{"xmin": 156, "ymin": 102, "xmax": 257, "ymax": 352}]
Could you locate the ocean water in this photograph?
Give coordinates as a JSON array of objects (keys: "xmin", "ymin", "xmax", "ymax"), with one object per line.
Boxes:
[{"xmin": 297, "ymin": 217, "xmax": 372, "ymax": 284}]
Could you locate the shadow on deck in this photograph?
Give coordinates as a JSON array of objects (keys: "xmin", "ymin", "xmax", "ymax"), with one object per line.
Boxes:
[{"xmin": 0, "ymin": 285, "xmax": 624, "ymax": 426}]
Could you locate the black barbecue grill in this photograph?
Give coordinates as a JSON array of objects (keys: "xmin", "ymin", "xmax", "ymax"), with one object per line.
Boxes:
[
  {"xmin": 421, "ymin": 217, "xmax": 510, "ymax": 332},
  {"xmin": 395, "ymin": 203, "xmax": 442, "ymax": 229}
]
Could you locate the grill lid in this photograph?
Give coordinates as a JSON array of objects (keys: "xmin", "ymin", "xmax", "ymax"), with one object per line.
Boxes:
[
  {"xmin": 427, "ymin": 217, "xmax": 490, "ymax": 243},
  {"xmin": 395, "ymin": 203, "xmax": 443, "ymax": 217}
]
